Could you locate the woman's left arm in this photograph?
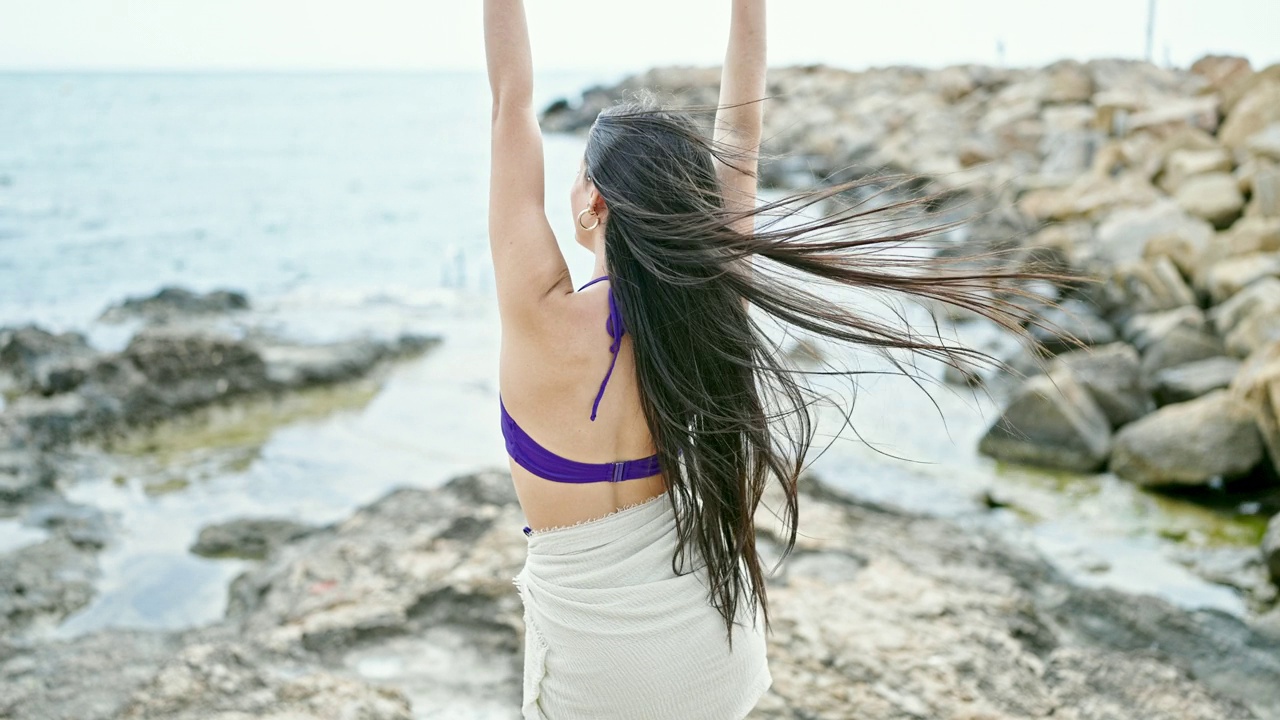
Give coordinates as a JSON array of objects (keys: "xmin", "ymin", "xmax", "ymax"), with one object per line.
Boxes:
[{"xmin": 485, "ymin": 0, "xmax": 572, "ymax": 329}]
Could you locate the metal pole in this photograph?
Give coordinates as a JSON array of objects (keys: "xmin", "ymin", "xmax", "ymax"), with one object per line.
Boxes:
[{"xmin": 1145, "ymin": 0, "xmax": 1156, "ymax": 62}]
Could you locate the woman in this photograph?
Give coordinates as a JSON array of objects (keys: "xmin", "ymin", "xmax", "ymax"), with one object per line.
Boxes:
[{"xmin": 486, "ymin": 2, "xmax": 1055, "ymax": 718}]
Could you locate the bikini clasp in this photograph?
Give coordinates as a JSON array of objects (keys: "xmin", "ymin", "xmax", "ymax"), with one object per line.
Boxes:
[{"xmin": 610, "ymin": 461, "xmax": 625, "ymax": 482}]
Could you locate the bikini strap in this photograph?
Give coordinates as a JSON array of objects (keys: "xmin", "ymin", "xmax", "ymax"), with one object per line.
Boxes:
[{"xmin": 578, "ymin": 275, "xmax": 625, "ymax": 422}]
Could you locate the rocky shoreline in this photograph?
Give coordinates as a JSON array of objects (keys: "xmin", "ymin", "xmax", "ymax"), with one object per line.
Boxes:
[
  {"xmin": 0, "ymin": 286, "xmax": 441, "ymax": 640},
  {"xmin": 540, "ymin": 56, "xmax": 1280, "ymax": 618},
  {"xmin": 3, "ymin": 468, "xmax": 1278, "ymax": 719}
]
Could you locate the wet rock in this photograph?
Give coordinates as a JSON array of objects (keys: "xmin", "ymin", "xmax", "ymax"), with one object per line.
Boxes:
[
  {"xmin": 1110, "ymin": 390, "xmax": 1264, "ymax": 487},
  {"xmin": 1050, "ymin": 343, "xmax": 1155, "ymax": 427},
  {"xmin": 978, "ymin": 368, "xmax": 1112, "ymax": 472},
  {"xmin": 190, "ymin": 517, "xmax": 319, "ymax": 560},
  {"xmin": 98, "ymin": 286, "xmax": 249, "ymax": 325},
  {"xmin": 0, "ymin": 325, "xmax": 98, "ymax": 396},
  {"xmin": 22, "ymin": 498, "xmax": 112, "ymax": 549},
  {"xmin": 1150, "ymin": 356, "xmax": 1243, "ymax": 405},
  {"xmin": 258, "ymin": 333, "xmax": 440, "ymax": 388},
  {"xmin": 0, "ymin": 449, "xmax": 57, "ymax": 506},
  {"xmin": 1265, "ymin": 514, "xmax": 1280, "ymax": 587},
  {"xmin": 0, "ymin": 535, "xmax": 100, "ymax": 636}
]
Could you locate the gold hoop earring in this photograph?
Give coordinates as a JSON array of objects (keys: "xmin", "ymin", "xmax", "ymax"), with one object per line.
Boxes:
[{"xmin": 577, "ymin": 207, "xmax": 600, "ymax": 231}]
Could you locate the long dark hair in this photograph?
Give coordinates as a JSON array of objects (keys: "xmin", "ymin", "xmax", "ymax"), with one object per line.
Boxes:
[{"xmin": 582, "ymin": 91, "xmax": 1070, "ymax": 649}]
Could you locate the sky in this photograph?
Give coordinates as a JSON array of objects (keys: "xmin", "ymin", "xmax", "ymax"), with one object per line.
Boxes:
[{"xmin": 1, "ymin": 0, "xmax": 1276, "ymax": 75}]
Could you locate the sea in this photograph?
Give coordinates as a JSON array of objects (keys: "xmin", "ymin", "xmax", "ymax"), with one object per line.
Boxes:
[{"xmin": 0, "ymin": 71, "xmax": 1260, "ymax": 685}]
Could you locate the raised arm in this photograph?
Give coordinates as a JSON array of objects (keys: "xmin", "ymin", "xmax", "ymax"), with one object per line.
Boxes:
[
  {"xmin": 714, "ymin": 0, "xmax": 767, "ymax": 238},
  {"xmin": 485, "ymin": 0, "xmax": 572, "ymax": 329}
]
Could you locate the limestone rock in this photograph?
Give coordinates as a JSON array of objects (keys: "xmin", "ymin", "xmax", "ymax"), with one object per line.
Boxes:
[
  {"xmin": 98, "ymin": 286, "xmax": 250, "ymax": 325},
  {"xmin": 978, "ymin": 368, "xmax": 1112, "ymax": 472},
  {"xmin": 1150, "ymin": 357, "xmax": 1243, "ymax": 405},
  {"xmin": 1230, "ymin": 341, "xmax": 1280, "ymax": 476},
  {"xmin": 1109, "ymin": 256, "xmax": 1196, "ymax": 314},
  {"xmin": 1175, "ymin": 172, "xmax": 1245, "ymax": 229},
  {"xmin": 1210, "ymin": 277, "xmax": 1280, "ymax": 357},
  {"xmin": 1051, "ymin": 343, "xmax": 1154, "ymax": 427},
  {"xmin": 1110, "ymin": 390, "xmax": 1264, "ymax": 486},
  {"xmin": 1202, "ymin": 252, "xmax": 1280, "ymax": 303},
  {"xmin": 1220, "ymin": 79, "xmax": 1280, "ymax": 150},
  {"xmin": 1095, "ymin": 199, "xmax": 1214, "ymax": 266},
  {"xmin": 1159, "ymin": 147, "xmax": 1234, "ymax": 194},
  {"xmin": 1139, "ymin": 323, "xmax": 1227, "ymax": 378}
]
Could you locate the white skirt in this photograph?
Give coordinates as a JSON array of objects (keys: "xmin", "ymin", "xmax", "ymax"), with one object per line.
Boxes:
[{"xmin": 512, "ymin": 493, "xmax": 772, "ymax": 720}]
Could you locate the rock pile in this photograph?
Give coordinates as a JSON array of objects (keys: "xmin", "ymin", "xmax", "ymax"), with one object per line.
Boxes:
[{"xmin": 540, "ymin": 55, "xmax": 1280, "ymax": 593}]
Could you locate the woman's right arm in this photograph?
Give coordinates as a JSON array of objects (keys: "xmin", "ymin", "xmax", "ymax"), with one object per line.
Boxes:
[{"xmin": 714, "ymin": 0, "xmax": 766, "ymax": 238}]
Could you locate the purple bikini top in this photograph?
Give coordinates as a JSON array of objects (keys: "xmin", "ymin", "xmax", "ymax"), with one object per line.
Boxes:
[{"xmin": 500, "ymin": 274, "xmax": 662, "ymax": 502}]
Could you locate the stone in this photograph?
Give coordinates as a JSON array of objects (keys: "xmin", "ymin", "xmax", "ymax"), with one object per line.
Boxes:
[
  {"xmin": 978, "ymin": 368, "xmax": 1112, "ymax": 472},
  {"xmin": 1174, "ymin": 172, "xmax": 1245, "ymax": 229},
  {"xmin": 0, "ymin": 325, "xmax": 98, "ymax": 396},
  {"xmin": 98, "ymin": 286, "xmax": 250, "ymax": 325},
  {"xmin": 1110, "ymin": 390, "xmax": 1264, "ymax": 486},
  {"xmin": 1094, "ymin": 199, "xmax": 1214, "ymax": 266},
  {"xmin": 0, "ymin": 535, "xmax": 100, "ymax": 635},
  {"xmin": 1158, "ymin": 147, "xmax": 1233, "ymax": 194},
  {"xmin": 1210, "ymin": 277, "xmax": 1280, "ymax": 357},
  {"xmin": 1121, "ymin": 306, "xmax": 1207, "ymax": 353},
  {"xmin": 1245, "ymin": 123, "xmax": 1280, "ymax": 162},
  {"xmin": 1019, "ymin": 172, "xmax": 1159, "ymax": 223},
  {"xmin": 1250, "ymin": 164, "xmax": 1280, "ymax": 218},
  {"xmin": 1050, "ymin": 343, "xmax": 1154, "ymax": 427},
  {"xmin": 1139, "ymin": 324, "xmax": 1227, "ymax": 379},
  {"xmin": 1028, "ymin": 299, "xmax": 1117, "ymax": 354},
  {"xmin": 1046, "ymin": 60, "xmax": 1095, "ymax": 104},
  {"xmin": 1219, "ymin": 79, "xmax": 1280, "ymax": 150},
  {"xmin": 1202, "ymin": 251, "xmax": 1280, "ymax": 303},
  {"xmin": 1108, "ymin": 257, "xmax": 1196, "ymax": 314},
  {"xmin": 190, "ymin": 518, "xmax": 319, "ymax": 560},
  {"xmin": 1230, "ymin": 341, "xmax": 1280, "ymax": 476},
  {"xmin": 1150, "ymin": 357, "xmax": 1243, "ymax": 405},
  {"xmin": 1190, "ymin": 55, "xmax": 1254, "ymax": 97},
  {"xmin": 1264, "ymin": 514, "xmax": 1280, "ymax": 587}
]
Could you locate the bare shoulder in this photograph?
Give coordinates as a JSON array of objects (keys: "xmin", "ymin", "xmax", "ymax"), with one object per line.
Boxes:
[{"xmin": 500, "ymin": 281, "xmax": 614, "ymax": 386}]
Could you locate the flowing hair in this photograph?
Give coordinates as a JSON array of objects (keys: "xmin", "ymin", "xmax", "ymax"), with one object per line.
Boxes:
[{"xmin": 580, "ymin": 91, "xmax": 1073, "ymax": 649}]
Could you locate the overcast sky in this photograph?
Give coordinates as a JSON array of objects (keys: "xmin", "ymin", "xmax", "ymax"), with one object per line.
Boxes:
[{"xmin": 2, "ymin": 0, "xmax": 1276, "ymax": 75}]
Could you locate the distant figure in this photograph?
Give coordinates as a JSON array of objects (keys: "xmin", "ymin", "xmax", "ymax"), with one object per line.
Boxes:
[{"xmin": 485, "ymin": 2, "xmax": 1049, "ymax": 717}]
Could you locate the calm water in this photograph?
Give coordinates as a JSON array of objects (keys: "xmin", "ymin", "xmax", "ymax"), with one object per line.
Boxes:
[{"xmin": 0, "ymin": 72, "xmax": 1260, "ymax": 657}]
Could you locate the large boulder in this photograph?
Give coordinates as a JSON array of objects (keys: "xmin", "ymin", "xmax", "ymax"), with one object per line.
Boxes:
[
  {"xmin": 1201, "ymin": 251, "xmax": 1280, "ymax": 303},
  {"xmin": 1094, "ymin": 199, "xmax": 1214, "ymax": 267},
  {"xmin": 1158, "ymin": 147, "xmax": 1233, "ymax": 194},
  {"xmin": 1050, "ymin": 343, "xmax": 1154, "ymax": 427},
  {"xmin": 1150, "ymin": 357, "xmax": 1242, "ymax": 405},
  {"xmin": 978, "ymin": 368, "xmax": 1112, "ymax": 472},
  {"xmin": 1110, "ymin": 390, "xmax": 1264, "ymax": 486},
  {"xmin": 1174, "ymin": 172, "xmax": 1245, "ymax": 229},
  {"xmin": 1138, "ymin": 323, "xmax": 1227, "ymax": 379},
  {"xmin": 1229, "ymin": 341, "xmax": 1280, "ymax": 476},
  {"xmin": 1209, "ymin": 277, "xmax": 1280, "ymax": 357},
  {"xmin": 1219, "ymin": 79, "xmax": 1280, "ymax": 150},
  {"xmin": 1027, "ymin": 299, "xmax": 1117, "ymax": 354}
]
